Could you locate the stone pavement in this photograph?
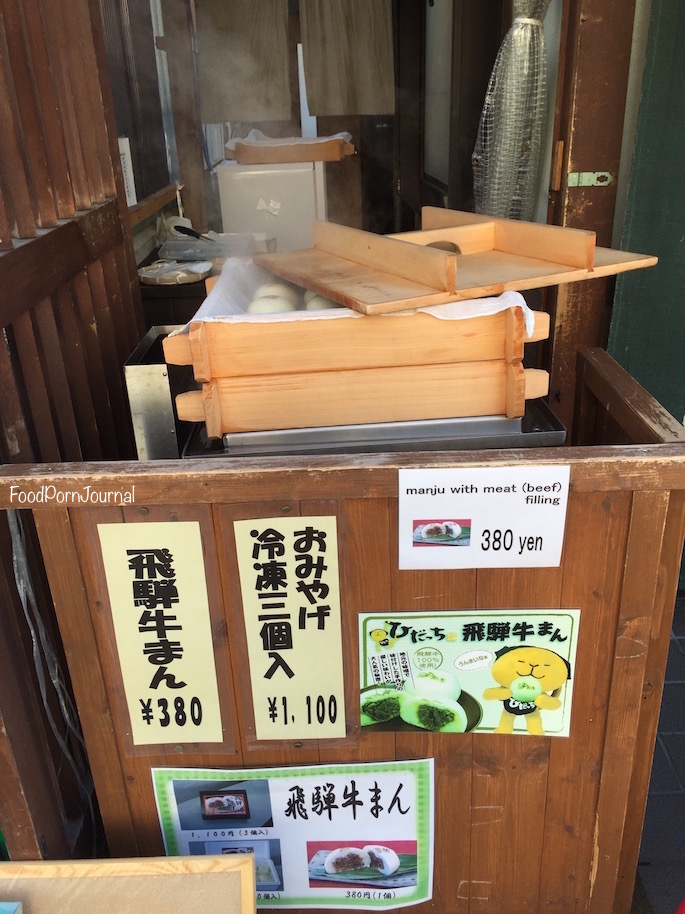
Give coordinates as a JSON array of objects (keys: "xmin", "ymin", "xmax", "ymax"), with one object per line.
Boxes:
[{"xmin": 633, "ymin": 596, "xmax": 685, "ymax": 914}]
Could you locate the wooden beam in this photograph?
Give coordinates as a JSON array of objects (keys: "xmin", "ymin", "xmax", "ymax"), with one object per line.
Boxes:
[
  {"xmin": 0, "ymin": 201, "xmax": 123, "ymax": 328},
  {"xmin": 127, "ymin": 184, "xmax": 177, "ymax": 229},
  {"xmin": 573, "ymin": 348, "xmax": 685, "ymax": 446},
  {"xmin": 1, "ymin": 443, "xmax": 685, "ymax": 508},
  {"xmin": 546, "ymin": 0, "xmax": 639, "ymax": 432},
  {"xmin": 33, "ymin": 508, "xmax": 138, "ymax": 857}
]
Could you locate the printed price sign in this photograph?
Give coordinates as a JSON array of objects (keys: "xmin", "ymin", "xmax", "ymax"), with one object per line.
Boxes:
[
  {"xmin": 234, "ymin": 516, "xmax": 346, "ymax": 740},
  {"xmin": 398, "ymin": 465, "xmax": 570, "ymax": 569},
  {"xmin": 98, "ymin": 522, "xmax": 224, "ymax": 745}
]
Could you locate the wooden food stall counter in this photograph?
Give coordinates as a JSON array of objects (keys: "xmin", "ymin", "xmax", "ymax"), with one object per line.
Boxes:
[{"xmin": 0, "ymin": 349, "xmax": 684, "ymax": 914}]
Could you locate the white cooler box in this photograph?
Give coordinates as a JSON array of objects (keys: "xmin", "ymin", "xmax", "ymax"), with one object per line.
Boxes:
[{"xmin": 216, "ymin": 160, "xmax": 326, "ymax": 252}]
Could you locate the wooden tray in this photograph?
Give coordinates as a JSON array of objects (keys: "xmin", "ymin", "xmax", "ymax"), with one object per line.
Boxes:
[
  {"xmin": 175, "ymin": 361, "xmax": 549, "ymax": 436},
  {"xmin": 225, "ymin": 136, "xmax": 355, "ymax": 165},
  {"xmin": 252, "ymin": 208, "xmax": 657, "ymax": 315},
  {"xmin": 163, "ymin": 306, "xmax": 550, "ymax": 381}
]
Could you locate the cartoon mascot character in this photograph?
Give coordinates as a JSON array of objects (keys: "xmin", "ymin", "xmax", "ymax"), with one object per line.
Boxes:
[{"xmin": 483, "ymin": 644, "xmax": 571, "ymax": 735}]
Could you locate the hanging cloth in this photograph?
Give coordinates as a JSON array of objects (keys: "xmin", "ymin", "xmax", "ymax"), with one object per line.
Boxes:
[
  {"xmin": 195, "ymin": 0, "xmax": 291, "ymax": 123},
  {"xmin": 300, "ymin": 0, "xmax": 395, "ymax": 116},
  {"xmin": 472, "ymin": 0, "xmax": 552, "ymax": 220}
]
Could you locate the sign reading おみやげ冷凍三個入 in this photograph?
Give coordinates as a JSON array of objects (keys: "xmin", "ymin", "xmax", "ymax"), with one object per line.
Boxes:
[{"xmin": 234, "ymin": 516, "xmax": 346, "ymax": 740}]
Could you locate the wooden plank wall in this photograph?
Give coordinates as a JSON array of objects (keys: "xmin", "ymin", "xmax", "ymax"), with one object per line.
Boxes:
[
  {"xmin": 0, "ymin": 0, "xmax": 145, "ymax": 861},
  {"xmin": 0, "ymin": 0, "xmax": 144, "ymax": 465}
]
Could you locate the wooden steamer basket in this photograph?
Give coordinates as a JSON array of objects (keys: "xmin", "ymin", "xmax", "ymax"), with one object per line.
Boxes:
[{"xmin": 164, "ymin": 209, "xmax": 656, "ymax": 439}]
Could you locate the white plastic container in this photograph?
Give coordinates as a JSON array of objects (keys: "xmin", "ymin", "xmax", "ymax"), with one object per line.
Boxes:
[{"xmin": 216, "ymin": 161, "xmax": 325, "ymax": 251}]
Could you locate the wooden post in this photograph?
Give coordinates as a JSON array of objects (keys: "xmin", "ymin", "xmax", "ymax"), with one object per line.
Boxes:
[
  {"xmin": 162, "ymin": 0, "xmax": 208, "ymax": 232},
  {"xmin": 545, "ymin": 0, "xmax": 639, "ymax": 432}
]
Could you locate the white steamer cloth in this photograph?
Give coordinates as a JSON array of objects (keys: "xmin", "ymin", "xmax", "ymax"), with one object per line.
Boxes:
[{"xmin": 170, "ymin": 257, "xmax": 536, "ymax": 337}]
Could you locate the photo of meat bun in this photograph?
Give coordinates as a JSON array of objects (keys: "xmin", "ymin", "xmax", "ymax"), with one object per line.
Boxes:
[
  {"xmin": 324, "ymin": 847, "xmax": 371, "ymax": 874},
  {"xmin": 421, "ymin": 522, "xmax": 446, "ymax": 538},
  {"xmin": 443, "ymin": 521, "xmax": 462, "ymax": 538},
  {"xmin": 363, "ymin": 845, "xmax": 401, "ymax": 876},
  {"xmin": 360, "ymin": 685, "xmax": 403, "ymax": 725},
  {"xmin": 400, "ymin": 694, "xmax": 468, "ymax": 732}
]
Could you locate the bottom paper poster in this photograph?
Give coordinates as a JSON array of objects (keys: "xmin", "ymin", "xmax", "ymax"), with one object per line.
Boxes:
[{"xmin": 152, "ymin": 760, "xmax": 434, "ymax": 909}]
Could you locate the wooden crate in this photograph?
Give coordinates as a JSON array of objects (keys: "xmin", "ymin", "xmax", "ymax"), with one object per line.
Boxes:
[
  {"xmin": 165, "ymin": 305, "xmax": 550, "ymax": 435},
  {"xmin": 0, "ymin": 350, "xmax": 684, "ymax": 914}
]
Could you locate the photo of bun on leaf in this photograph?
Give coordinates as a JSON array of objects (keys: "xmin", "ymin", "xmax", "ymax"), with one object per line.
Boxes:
[
  {"xmin": 360, "ymin": 669, "xmax": 481, "ymax": 733},
  {"xmin": 307, "ymin": 839, "xmax": 419, "ymax": 888},
  {"xmin": 412, "ymin": 519, "xmax": 471, "ymax": 546}
]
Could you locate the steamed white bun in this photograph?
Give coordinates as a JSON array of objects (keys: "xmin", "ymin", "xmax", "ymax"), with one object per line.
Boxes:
[
  {"xmin": 305, "ymin": 294, "xmax": 342, "ymax": 311},
  {"xmin": 246, "ymin": 296, "xmax": 297, "ymax": 314},
  {"xmin": 253, "ymin": 282, "xmax": 300, "ymax": 306}
]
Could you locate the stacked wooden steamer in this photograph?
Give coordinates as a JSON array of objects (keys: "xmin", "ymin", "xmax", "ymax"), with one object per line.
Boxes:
[{"xmin": 163, "ymin": 208, "xmax": 657, "ymax": 438}]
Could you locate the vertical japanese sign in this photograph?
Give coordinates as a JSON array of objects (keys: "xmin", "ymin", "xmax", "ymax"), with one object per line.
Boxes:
[
  {"xmin": 152, "ymin": 759, "xmax": 433, "ymax": 909},
  {"xmin": 398, "ymin": 465, "xmax": 570, "ymax": 569},
  {"xmin": 234, "ymin": 517, "xmax": 345, "ymax": 740},
  {"xmin": 359, "ymin": 609, "xmax": 580, "ymax": 737},
  {"xmin": 98, "ymin": 522, "xmax": 223, "ymax": 745}
]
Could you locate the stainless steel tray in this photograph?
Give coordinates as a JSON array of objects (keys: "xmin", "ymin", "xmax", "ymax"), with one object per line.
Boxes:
[{"xmin": 182, "ymin": 400, "xmax": 565, "ymax": 459}]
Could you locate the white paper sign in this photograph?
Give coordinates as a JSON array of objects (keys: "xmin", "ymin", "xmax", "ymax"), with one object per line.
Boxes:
[
  {"xmin": 153, "ymin": 759, "xmax": 434, "ymax": 909},
  {"xmin": 399, "ymin": 465, "xmax": 570, "ymax": 569}
]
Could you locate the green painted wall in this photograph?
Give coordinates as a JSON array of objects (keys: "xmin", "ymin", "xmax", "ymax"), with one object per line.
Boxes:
[{"xmin": 609, "ymin": 1, "xmax": 685, "ymax": 426}]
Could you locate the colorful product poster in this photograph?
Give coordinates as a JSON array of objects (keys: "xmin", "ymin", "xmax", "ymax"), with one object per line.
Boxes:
[
  {"xmin": 234, "ymin": 516, "xmax": 346, "ymax": 740},
  {"xmin": 97, "ymin": 522, "xmax": 224, "ymax": 745},
  {"xmin": 359, "ymin": 609, "xmax": 580, "ymax": 737},
  {"xmin": 152, "ymin": 760, "xmax": 434, "ymax": 909},
  {"xmin": 398, "ymin": 465, "xmax": 570, "ymax": 569}
]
